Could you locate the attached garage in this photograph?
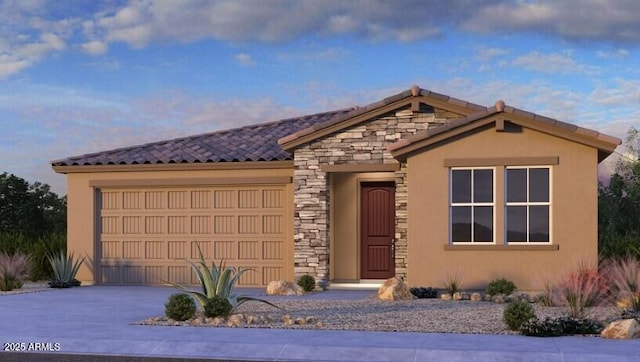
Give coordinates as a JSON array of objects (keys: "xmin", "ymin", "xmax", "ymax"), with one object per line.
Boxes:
[
  {"xmin": 96, "ymin": 184, "xmax": 292, "ymax": 286},
  {"xmin": 52, "ymin": 110, "xmax": 337, "ymax": 287}
]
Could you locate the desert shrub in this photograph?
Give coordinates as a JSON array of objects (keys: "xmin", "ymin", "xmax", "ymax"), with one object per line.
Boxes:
[
  {"xmin": 486, "ymin": 278, "xmax": 517, "ymax": 296},
  {"xmin": 602, "ymin": 256, "xmax": 640, "ymax": 311},
  {"xmin": 556, "ymin": 317, "xmax": 603, "ymax": 335},
  {"xmin": 520, "ymin": 317, "xmax": 602, "ymax": 337},
  {"xmin": 520, "ymin": 317, "xmax": 564, "ymax": 337},
  {"xmin": 0, "ymin": 232, "xmax": 66, "ymax": 281},
  {"xmin": 550, "ymin": 263, "xmax": 608, "ymax": 318},
  {"xmin": 165, "ymin": 293, "xmax": 196, "ymax": 321},
  {"xmin": 0, "ymin": 251, "xmax": 29, "ymax": 291},
  {"xmin": 297, "ymin": 275, "xmax": 315, "ymax": 292},
  {"xmin": 169, "ymin": 244, "xmax": 279, "ymax": 313},
  {"xmin": 47, "ymin": 251, "xmax": 84, "ymax": 288},
  {"xmin": 537, "ymin": 280, "xmax": 556, "ymax": 306},
  {"xmin": 503, "ymin": 300, "xmax": 536, "ymax": 330},
  {"xmin": 441, "ymin": 271, "xmax": 462, "ymax": 295},
  {"xmin": 410, "ymin": 287, "xmax": 438, "ymax": 299},
  {"xmin": 204, "ymin": 295, "xmax": 233, "ymax": 318}
]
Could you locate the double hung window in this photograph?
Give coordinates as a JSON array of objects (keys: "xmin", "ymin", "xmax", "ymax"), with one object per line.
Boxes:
[
  {"xmin": 450, "ymin": 168, "xmax": 494, "ymax": 243},
  {"xmin": 505, "ymin": 167, "xmax": 551, "ymax": 243}
]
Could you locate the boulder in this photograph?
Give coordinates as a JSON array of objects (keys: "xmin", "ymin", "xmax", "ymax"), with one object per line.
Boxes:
[
  {"xmin": 453, "ymin": 292, "xmax": 469, "ymax": 301},
  {"xmin": 440, "ymin": 293, "xmax": 452, "ymax": 301},
  {"xmin": 266, "ymin": 280, "xmax": 303, "ymax": 296},
  {"xmin": 470, "ymin": 293, "xmax": 482, "ymax": 302},
  {"xmin": 377, "ymin": 277, "xmax": 415, "ymax": 301},
  {"xmin": 601, "ymin": 319, "xmax": 640, "ymax": 339}
]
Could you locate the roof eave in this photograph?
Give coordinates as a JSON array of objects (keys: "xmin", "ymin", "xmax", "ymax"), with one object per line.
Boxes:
[
  {"xmin": 388, "ymin": 110, "xmax": 622, "ymax": 162},
  {"xmin": 52, "ymin": 160, "xmax": 294, "ymax": 174}
]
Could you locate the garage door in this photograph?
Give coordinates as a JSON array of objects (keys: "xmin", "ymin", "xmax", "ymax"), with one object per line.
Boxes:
[{"xmin": 98, "ymin": 185, "xmax": 292, "ymax": 286}]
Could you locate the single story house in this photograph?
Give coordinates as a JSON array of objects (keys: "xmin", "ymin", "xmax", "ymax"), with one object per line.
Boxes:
[{"xmin": 52, "ymin": 86, "xmax": 621, "ymax": 290}]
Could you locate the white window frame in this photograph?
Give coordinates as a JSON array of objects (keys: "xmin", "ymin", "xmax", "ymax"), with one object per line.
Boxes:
[
  {"xmin": 449, "ymin": 167, "xmax": 496, "ymax": 244},
  {"xmin": 505, "ymin": 166, "xmax": 553, "ymax": 244}
]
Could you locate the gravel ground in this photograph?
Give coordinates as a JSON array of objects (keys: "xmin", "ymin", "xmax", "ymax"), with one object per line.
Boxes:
[
  {"xmin": 138, "ymin": 294, "xmax": 620, "ymax": 334},
  {"xmin": 0, "ymin": 281, "xmax": 51, "ymax": 296}
]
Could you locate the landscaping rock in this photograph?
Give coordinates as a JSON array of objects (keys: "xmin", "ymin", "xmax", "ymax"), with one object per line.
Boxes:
[
  {"xmin": 453, "ymin": 292, "xmax": 469, "ymax": 301},
  {"xmin": 470, "ymin": 293, "xmax": 482, "ymax": 302},
  {"xmin": 377, "ymin": 277, "xmax": 415, "ymax": 301},
  {"xmin": 266, "ymin": 280, "xmax": 304, "ymax": 296},
  {"xmin": 440, "ymin": 293, "xmax": 452, "ymax": 301},
  {"xmin": 492, "ymin": 294, "xmax": 505, "ymax": 304},
  {"xmin": 601, "ymin": 319, "xmax": 640, "ymax": 339}
]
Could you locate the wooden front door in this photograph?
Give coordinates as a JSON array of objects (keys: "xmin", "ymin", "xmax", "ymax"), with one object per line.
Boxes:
[{"xmin": 360, "ymin": 182, "xmax": 395, "ymax": 279}]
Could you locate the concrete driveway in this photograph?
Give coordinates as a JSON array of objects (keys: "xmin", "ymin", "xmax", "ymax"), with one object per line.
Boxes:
[{"xmin": 1, "ymin": 286, "xmax": 640, "ymax": 361}]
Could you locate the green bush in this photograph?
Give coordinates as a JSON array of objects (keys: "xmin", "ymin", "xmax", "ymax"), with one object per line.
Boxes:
[
  {"xmin": 486, "ymin": 278, "xmax": 517, "ymax": 296},
  {"xmin": 29, "ymin": 233, "xmax": 66, "ymax": 281},
  {"xmin": 503, "ymin": 300, "xmax": 536, "ymax": 330},
  {"xmin": 297, "ymin": 275, "xmax": 315, "ymax": 292},
  {"xmin": 599, "ymin": 234, "xmax": 640, "ymax": 260},
  {"xmin": 165, "ymin": 293, "xmax": 196, "ymax": 321},
  {"xmin": 204, "ymin": 295, "xmax": 233, "ymax": 318},
  {"xmin": 520, "ymin": 316, "xmax": 602, "ymax": 337}
]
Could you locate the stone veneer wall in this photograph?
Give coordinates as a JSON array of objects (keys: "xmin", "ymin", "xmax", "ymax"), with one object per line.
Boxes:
[{"xmin": 293, "ymin": 107, "xmax": 461, "ymax": 284}]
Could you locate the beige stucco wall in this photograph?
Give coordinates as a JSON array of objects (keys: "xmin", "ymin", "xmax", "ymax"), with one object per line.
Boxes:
[
  {"xmin": 330, "ymin": 172, "xmax": 395, "ymax": 281},
  {"xmin": 406, "ymin": 125, "xmax": 599, "ymax": 291},
  {"xmin": 64, "ymin": 167, "xmax": 294, "ymax": 284}
]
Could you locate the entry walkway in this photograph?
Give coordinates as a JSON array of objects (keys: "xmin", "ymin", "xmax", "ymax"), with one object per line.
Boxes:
[{"xmin": 1, "ymin": 286, "xmax": 639, "ymax": 361}]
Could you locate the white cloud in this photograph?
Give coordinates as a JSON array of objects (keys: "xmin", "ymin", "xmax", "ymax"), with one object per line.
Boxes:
[
  {"xmin": 0, "ymin": 33, "xmax": 66, "ymax": 79},
  {"xmin": 509, "ymin": 51, "xmax": 597, "ymax": 74},
  {"xmin": 234, "ymin": 53, "xmax": 255, "ymax": 66},
  {"xmin": 597, "ymin": 49, "xmax": 630, "ymax": 59},
  {"xmin": 474, "ymin": 47, "xmax": 509, "ymax": 61},
  {"xmin": 81, "ymin": 40, "xmax": 108, "ymax": 55}
]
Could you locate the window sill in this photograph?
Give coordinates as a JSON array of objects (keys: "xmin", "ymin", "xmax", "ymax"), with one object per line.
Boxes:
[{"xmin": 444, "ymin": 244, "xmax": 559, "ymax": 251}]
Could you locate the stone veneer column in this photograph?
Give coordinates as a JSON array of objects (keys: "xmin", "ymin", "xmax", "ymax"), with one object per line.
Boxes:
[
  {"xmin": 293, "ymin": 147, "xmax": 330, "ymax": 285},
  {"xmin": 394, "ymin": 162, "xmax": 409, "ymax": 280}
]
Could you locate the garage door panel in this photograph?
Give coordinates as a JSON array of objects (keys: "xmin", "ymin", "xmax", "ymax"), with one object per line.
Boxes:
[{"xmin": 99, "ymin": 185, "xmax": 291, "ymax": 286}]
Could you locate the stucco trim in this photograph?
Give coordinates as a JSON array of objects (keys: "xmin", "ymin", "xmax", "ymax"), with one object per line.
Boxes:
[
  {"xmin": 53, "ymin": 160, "xmax": 294, "ymax": 174},
  {"xmin": 320, "ymin": 163, "xmax": 401, "ymax": 173},
  {"xmin": 444, "ymin": 244, "xmax": 559, "ymax": 251},
  {"xmin": 444, "ymin": 157, "xmax": 559, "ymax": 167},
  {"xmin": 89, "ymin": 176, "xmax": 292, "ymax": 188}
]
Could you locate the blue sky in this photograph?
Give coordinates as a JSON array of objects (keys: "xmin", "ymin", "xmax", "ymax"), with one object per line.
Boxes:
[{"xmin": 2, "ymin": 0, "xmax": 640, "ymax": 195}]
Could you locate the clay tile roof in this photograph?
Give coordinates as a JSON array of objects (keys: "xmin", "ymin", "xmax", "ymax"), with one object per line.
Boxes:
[{"xmin": 51, "ymin": 109, "xmax": 351, "ymax": 167}]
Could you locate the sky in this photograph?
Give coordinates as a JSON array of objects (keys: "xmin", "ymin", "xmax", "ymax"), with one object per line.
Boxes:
[{"xmin": 2, "ymin": 0, "xmax": 640, "ymax": 196}]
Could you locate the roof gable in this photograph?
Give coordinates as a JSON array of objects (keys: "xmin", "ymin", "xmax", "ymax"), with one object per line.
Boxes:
[
  {"xmin": 52, "ymin": 109, "xmax": 350, "ymax": 168},
  {"xmin": 388, "ymin": 101, "xmax": 621, "ymax": 163},
  {"xmin": 278, "ymin": 85, "xmax": 486, "ymax": 151}
]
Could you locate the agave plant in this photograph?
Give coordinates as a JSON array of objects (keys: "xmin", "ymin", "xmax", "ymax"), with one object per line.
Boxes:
[
  {"xmin": 169, "ymin": 244, "xmax": 279, "ymax": 313},
  {"xmin": 47, "ymin": 251, "xmax": 85, "ymax": 288}
]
